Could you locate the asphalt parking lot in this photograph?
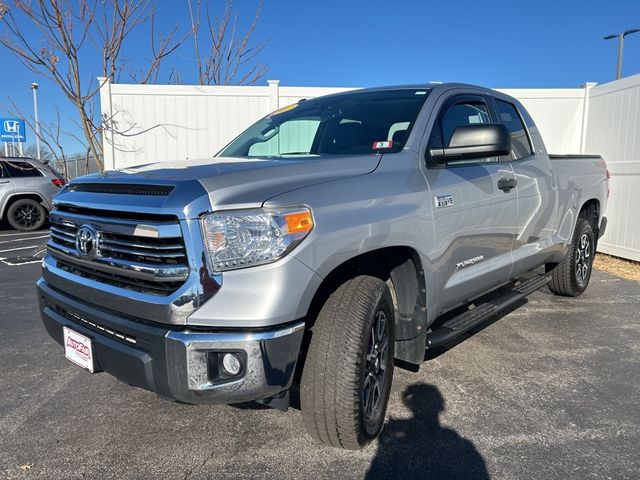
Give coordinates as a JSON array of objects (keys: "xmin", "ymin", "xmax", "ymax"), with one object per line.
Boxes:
[{"xmin": 1, "ymin": 227, "xmax": 639, "ymax": 479}]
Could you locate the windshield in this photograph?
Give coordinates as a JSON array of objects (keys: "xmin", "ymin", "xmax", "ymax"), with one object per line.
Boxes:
[{"xmin": 218, "ymin": 89, "xmax": 431, "ymax": 159}]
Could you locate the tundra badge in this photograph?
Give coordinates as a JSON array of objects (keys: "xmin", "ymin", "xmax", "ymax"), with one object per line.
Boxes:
[{"xmin": 456, "ymin": 255, "xmax": 485, "ymax": 269}]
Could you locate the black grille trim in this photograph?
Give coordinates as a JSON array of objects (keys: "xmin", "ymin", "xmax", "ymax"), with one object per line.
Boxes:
[{"xmin": 68, "ymin": 183, "xmax": 175, "ymax": 196}]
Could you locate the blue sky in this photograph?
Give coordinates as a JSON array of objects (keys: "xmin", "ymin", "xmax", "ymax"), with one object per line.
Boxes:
[{"xmin": 1, "ymin": 0, "xmax": 640, "ymax": 154}]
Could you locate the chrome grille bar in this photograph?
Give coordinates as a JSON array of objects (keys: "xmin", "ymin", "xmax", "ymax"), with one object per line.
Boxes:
[
  {"xmin": 47, "ymin": 244, "xmax": 189, "ymax": 282},
  {"xmin": 99, "ymin": 236, "xmax": 184, "ymax": 251},
  {"xmin": 49, "ymin": 210, "xmax": 182, "ymax": 238},
  {"xmin": 99, "ymin": 243, "xmax": 186, "ymax": 259}
]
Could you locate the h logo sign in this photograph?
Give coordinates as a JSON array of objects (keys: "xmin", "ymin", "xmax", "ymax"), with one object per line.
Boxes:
[
  {"xmin": 0, "ymin": 118, "xmax": 26, "ymax": 142},
  {"xmin": 3, "ymin": 120, "xmax": 19, "ymax": 133}
]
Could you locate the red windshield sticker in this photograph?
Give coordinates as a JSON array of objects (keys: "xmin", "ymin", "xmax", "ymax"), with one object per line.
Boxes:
[{"xmin": 372, "ymin": 141, "xmax": 393, "ymax": 150}]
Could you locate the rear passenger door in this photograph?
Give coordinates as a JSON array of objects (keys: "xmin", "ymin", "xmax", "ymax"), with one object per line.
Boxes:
[
  {"xmin": 0, "ymin": 162, "xmax": 15, "ymax": 216},
  {"xmin": 489, "ymin": 97, "xmax": 557, "ymax": 277},
  {"xmin": 422, "ymin": 94, "xmax": 518, "ymax": 313}
]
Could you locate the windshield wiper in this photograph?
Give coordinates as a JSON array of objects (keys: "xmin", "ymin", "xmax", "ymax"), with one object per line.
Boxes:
[{"xmin": 279, "ymin": 152, "xmax": 314, "ymax": 155}]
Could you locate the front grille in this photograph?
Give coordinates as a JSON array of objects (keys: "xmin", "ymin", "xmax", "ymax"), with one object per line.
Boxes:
[
  {"xmin": 48, "ymin": 209, "xmax": 189, "ymax": 296},
  {"xmin": 68, "ymin": 183, "xmax": 175, "ymax": 196}
]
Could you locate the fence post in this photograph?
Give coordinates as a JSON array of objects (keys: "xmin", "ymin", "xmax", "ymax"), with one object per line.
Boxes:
[
  {"xmin": 268, "ymin": 79, "xmax": 280, "ymax": 111},
  {"xmin": 580, "ymin": 82, "xmax": 598, "ymax": 153},
  {"xmin": 98, "ymin": 76, "xmax": 116, "ymax": 171}
]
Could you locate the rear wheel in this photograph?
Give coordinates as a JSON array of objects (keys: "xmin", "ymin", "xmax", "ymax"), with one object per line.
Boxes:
[
  {"xmin": 548, "ymin": 218, "xmax": 594, "ymax": 297},
  {"xmin": 7, "ymin": 198, "xmax": 47, "ymax": 231},
  {"xmin": 300, "ymin": 275, "xmax": 395, "ymax": 450}
]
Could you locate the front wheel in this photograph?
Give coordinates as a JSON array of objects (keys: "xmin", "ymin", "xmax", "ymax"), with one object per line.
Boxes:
[
  {"xmin": 548, "ymin": 218, "xmax": 595, "ymax": 297},
  {"xmin": 300, "ymin": 275, "xmax": 395, "ymax": 450}
]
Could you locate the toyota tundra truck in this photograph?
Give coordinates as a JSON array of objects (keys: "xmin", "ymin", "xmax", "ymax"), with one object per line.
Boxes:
[{"xmin": 37, "ymin": 83, "xmax": 609, "ymax": 450}]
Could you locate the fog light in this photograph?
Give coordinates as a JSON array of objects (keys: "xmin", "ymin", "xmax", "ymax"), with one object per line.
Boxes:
[{"xmin": 222, "ymin": 353, "xmax": 242, "ymax": 375}]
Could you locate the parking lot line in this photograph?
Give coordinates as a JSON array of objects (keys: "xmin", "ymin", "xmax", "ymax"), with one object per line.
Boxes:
[
  {"xmin": 0, "ymin": 245, "xmax": 47, "ymax": 254},
  {"xmin": 0, "ymin": 258, "xmax": 43, "ymax": 266},
  {"xmin": 0, "ymin": 230, "xmax": 50, "ymax": 238},
  {"xmin": 0, "ymin": 235, "xmax": 50, "ymax": 245}
]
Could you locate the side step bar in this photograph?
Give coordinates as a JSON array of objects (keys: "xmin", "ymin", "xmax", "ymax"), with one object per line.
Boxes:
[{"xmin": 426, "ymin": 274, "xmax": 550, "ymax": 348}]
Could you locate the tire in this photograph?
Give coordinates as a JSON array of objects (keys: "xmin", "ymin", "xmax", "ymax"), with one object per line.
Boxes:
[
  {"xmin": 300, "ymin": 275, "xmax": 395, "ymax": 450},
  {"xmin": 548, "ymin": 218, "xmax": 595, "ymax": 297},
  {"xmin": 6, "ymin": 198, "xmax": 47, "ymax": 232}
]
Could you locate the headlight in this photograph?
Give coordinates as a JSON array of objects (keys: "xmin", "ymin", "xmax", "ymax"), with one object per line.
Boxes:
[{"xmin": 200, "ymin": 207, "xmax": 314, "ymax": 272}]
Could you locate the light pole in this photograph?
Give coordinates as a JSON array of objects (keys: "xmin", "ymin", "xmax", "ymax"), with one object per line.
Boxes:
[
  {"xmin": 604, "ymin": 29, "xmax": 640, "ymax": 80},
  {"xmin": 30, "ymin": 82, "xmax": 41, "ymax": 160}
]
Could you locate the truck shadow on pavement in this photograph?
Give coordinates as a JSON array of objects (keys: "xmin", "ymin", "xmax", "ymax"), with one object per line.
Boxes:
[{"xmin": 366, "ymin": 383, "xmax": 489, "ymax": 480}]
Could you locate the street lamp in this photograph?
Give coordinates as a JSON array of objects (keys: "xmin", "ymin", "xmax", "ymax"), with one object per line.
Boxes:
[
  {"xmin": 603, "ymin": 29, "xmax": 640, "ymax": 80},
  {"xmin": 30, "ymin": 82, "xmax": 41, "ymax": 160}
]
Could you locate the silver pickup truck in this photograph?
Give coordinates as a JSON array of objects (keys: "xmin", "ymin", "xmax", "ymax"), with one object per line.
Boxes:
[{"xmin": 37, "ymin": 83, "xmax": 609, "ymax": 450}]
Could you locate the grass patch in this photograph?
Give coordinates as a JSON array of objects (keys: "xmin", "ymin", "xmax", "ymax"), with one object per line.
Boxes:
[{"xmin": 594, "ymin": 253, "xmax": 640, "ymax": 282}]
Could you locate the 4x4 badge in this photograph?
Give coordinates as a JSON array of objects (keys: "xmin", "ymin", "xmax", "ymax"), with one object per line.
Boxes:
[{"xmin": 435, "ymin": 195, "xmax": 454, "ymax": 209}]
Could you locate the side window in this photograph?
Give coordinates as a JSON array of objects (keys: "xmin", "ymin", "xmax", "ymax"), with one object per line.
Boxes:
[
  {"xmin": 428, "ymin": 98, "xmax": 498, "ymax": 165},
  {"xmin": 494, "ymin": 100, "xmax": 533, "ymax": 160},
  {"xmin": 429, "ymin": 100, "xmax": 492, "ymax": 149},
  {"xmin": 0, "ymin": 162, "xmax": 7, "ymax": 179},
  {"xmin": 4, "ymin": 161, "xmax": 43, "ymax": 178}
]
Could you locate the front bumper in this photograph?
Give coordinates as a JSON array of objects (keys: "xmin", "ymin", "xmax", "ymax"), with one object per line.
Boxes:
[{"xmin": 37, "ymin": 279, "xmax": 305, "ymax": 404}]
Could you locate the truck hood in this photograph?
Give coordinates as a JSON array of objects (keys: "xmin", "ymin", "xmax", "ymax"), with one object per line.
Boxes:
[{"xmin": 108, "ymin": 155, "xmax": 381, "ymax": 208}]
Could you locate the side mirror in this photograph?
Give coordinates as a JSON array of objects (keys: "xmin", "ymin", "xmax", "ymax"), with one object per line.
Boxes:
[{"xmin": 430, "ymin": 124, "xmax": 511, "ymax": 163}]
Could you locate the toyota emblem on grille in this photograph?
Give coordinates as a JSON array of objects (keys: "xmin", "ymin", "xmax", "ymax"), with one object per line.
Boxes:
[{"xmin": 75, "ymin": 224, "xmax": 99, "ymax": 259}]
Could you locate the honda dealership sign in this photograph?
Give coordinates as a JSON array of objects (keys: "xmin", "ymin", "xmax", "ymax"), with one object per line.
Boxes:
[{"xmin": 0, "ymin": 118, "xmax": 27, "ymax": 142}]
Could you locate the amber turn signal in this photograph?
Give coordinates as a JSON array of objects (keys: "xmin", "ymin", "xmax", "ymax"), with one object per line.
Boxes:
[{"xmin": 285, "ymin": 211, "xmax": 314, "ymax": 235}]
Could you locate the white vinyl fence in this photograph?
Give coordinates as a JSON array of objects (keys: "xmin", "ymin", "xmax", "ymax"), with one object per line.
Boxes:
[
  {"xmin": 99, "ymin": 76, "xmax": 640, "ymax": 261},
  {"xmin": 583, "ymin": 75, "xmax": 640, "ymax": 260},
  {"xmin": 98, "ymin": 79, "xmax": 348, "ymax": 169}
]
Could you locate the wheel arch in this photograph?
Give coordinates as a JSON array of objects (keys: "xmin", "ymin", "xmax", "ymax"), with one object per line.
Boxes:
[
  {"xmin": 303, "ymin": 246, "xmax": 428, "ymax": 365},
  {"xmin": 1, "ymin": 192, "xmax": 48, "ymax": 219},
  {"xmin": 579, "ymin": 198, "xmax": 599, "ymax": 229},
  {"xmin": 578, "ymin": 198, "xmax": 600, "ymax": 245}
]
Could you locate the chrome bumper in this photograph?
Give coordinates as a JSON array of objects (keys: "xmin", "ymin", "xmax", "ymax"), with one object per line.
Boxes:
[{"xmin": 165, "ymin": 323, "xmax": 305, "ymax": 404}]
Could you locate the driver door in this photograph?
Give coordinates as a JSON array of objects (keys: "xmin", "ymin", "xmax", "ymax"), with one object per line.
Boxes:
[{"xmin": 423, "ymin": 94, "xmax": 518, "ymax": 313}]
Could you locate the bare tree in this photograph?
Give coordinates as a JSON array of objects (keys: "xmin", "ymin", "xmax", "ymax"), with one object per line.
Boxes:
[
  {"xmin": 0, "ymin": 0, "xmax": 268, "ymax": 172},
  {"xmin": 187, "ymin": 0, "xmax": 268, "ymax": 86},
  {"xmin": 0, "ymin": 0, "xmax": 188, "ymax": 172},
  {"xmin": 24, "ymin": 143, "xmax": 53, "ymax": 162}
]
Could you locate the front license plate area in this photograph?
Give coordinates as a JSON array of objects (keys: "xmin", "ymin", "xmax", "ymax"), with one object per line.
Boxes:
[{"xmin": 63, "ymin": 326, "xmax": 95, "ymax": 373}]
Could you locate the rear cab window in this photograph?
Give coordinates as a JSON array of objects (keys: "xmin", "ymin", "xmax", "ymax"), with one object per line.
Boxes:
[{"xmin": 494, "ymin": 99, "xmax": 533, "ymax": 160}]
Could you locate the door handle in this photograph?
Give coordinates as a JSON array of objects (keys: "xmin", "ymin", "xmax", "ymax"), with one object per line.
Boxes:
[
  {"xmin": 0, "ymin": 180, "xmax": 10, "ymax": 184},
  {"xmin": 497, "ymin": 177, "xmax": 517, "ymax": 192}
]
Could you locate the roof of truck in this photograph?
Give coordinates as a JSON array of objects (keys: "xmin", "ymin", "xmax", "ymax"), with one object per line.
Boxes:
[{"xmin": 315, "ymin": 82, "xmax": 502, "ymax": 99}]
